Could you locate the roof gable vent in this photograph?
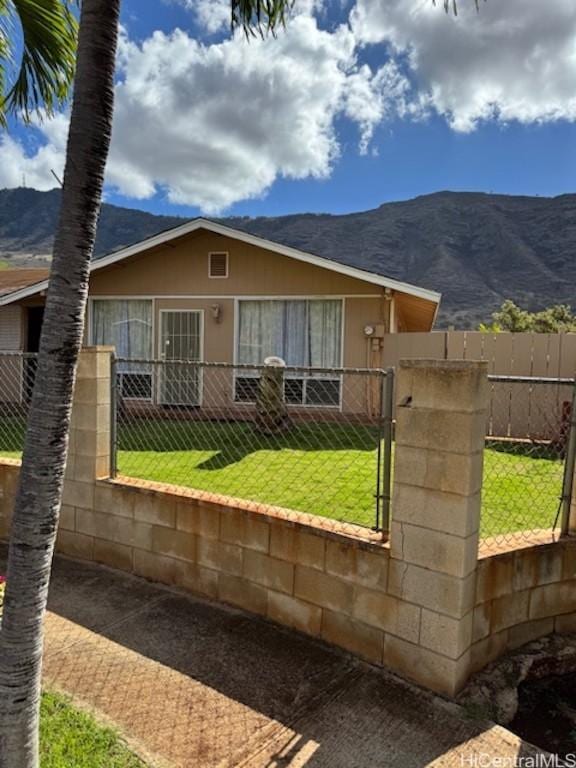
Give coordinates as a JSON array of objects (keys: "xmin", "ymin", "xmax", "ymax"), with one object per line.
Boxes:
[{"xmin": 209, "ymin": 252, "xmax": 228, "ymax": 278}]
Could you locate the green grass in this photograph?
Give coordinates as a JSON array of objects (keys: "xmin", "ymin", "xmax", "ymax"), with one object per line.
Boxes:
[
  {"xmin": 40, "ymin": 691, "xmax": 145, "ymax": 768},
  {"xmin": 481, "ymin": 441, "xmax": 563, "ymax": 537},
  {"xmin": 0, "ymin": 414, "xmax": 27, "ymax": 458},
  {"xmin": 0, "ymin": 415, "xmax": 564, "ymax": 535},
  {"xmin": 115, "ymin": 419, "xmax": 563, "ymax": 536},
  {"xmin": 118, "ymin": 419, "xmax": 380, "ymax": 527}
]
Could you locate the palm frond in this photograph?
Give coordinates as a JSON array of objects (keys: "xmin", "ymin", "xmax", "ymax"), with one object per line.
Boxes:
[
  {"xmin": 433, "ymin": 0, "xmax": 486, "ymax": 15},
  {"xmin": 231, "ymin": 0, "xmax": 295, "ymax": 37},
  {"xmin": 0, "ymin": 9, "xmax": 8, "ymax": 124},
  {"xmin": 0, "ymin": 0, "xmax": 77, "ymax": 127}
]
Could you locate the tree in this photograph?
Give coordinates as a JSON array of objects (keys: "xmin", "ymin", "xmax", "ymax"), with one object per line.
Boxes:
[
  {"xmin": 532, "ymin": 304, "xmax": 576, "ymax": 334},
  {"xmin": 0, "ymin": 0, "xmax": 482, "ymax": 765},
  {"xmin": 0, "ymin": 2, "xmax": 294, "ymax": 767},
  {"xmin": 479, "ymin": 300, "xmax": 576, "ymax": 333},
  {"xmin": 0, "ymin": 0, "xmax": 77, "ymax": 126},
  {"xmin": 0, "ymin": 2, "xmax": 117, "ymax": 766}
]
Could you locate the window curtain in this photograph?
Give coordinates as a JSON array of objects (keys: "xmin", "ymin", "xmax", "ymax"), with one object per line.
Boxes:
[
  {"xmin": 237, "ymin": 299, "xmax": 342, "ymax": 369},
  {"xmin": 308, "ymin": 300, "xmax": 342, "ymax": 369},
  {"xmin": 92, "ymin": 300, "xmax": 152, "ymax": 368}
]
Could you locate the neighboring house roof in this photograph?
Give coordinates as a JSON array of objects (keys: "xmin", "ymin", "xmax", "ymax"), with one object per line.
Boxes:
[
  {"xmin": 0, "ymin": 218, "xmax": 441, "ymax": 308},
  {"xmin": 0, "ymin": 268, "xmax": 49, "ymax": 298}
]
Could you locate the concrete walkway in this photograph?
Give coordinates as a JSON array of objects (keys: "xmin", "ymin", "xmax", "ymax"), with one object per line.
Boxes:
[{"xmin": 2, "ymin": 547, "xmax": 542, "ymax": 767}]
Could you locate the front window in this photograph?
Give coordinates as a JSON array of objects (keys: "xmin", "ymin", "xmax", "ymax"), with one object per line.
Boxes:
[
  {"xmin": 91, "ymin": 299, "xmax": 153, "ymax": 399},
  {"xmin": 236, "ymin": 299, "xmax": 342, "ymax": 406}
]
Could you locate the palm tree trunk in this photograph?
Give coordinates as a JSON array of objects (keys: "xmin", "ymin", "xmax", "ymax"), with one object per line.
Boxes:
[{"xmin": 0, "ymin": 1, "xmax": 120, "ymax": 765}]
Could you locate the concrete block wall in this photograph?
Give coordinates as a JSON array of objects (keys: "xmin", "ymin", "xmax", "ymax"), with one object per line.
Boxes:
[
  {"xmin": 72, "ymin": 478, "xmax": 395, "ymax": 665},
  {"xmin": 1, "ymin": 349, "xmax": 576, "ymax": 698},
  {"xmin": 387, "ymin": 359, "xmax": 487, "ymax": 694},
  {"xmin": 472, "ymin": 539, "xmax": 576, "ymax": 671}
]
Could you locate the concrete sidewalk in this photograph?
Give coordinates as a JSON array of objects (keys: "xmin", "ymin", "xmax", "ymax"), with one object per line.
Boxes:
[{"xmin": 2, "ymin": 547, "xmax": 542, "ymax": 767}]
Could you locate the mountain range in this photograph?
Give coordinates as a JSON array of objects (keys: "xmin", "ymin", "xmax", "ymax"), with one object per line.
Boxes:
[{"xmin": 0, "ymin": 186, "xmax": 574, "ymax": 328}]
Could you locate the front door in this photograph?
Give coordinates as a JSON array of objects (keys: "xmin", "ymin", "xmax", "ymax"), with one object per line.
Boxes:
[
  {"xmin": 159, "ymin": 311, "xmax": 203, "ymax": 405},
  {"xmin": 24, "ymin": 306, "xmax": 44, "ymax": 400}
]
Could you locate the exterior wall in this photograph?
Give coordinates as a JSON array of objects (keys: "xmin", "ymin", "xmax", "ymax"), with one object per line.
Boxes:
[
  {"xmin": 1, "ymin": 349, "xmax": 575, "ymax": 698},
  {"xmin": 0, "ymin": 305, "xmax": 27, "ymax": 402},
  {"xmin": 83, "ymin": 231, "xmax": 393, "ymax": 413},
  {"xmin": 0, "ymin": 229, "xmax": 398, "ymax": 367},
  {"xmin": 0, "ymin": 305, "xmax": 22, "ymax": 351},
  {"xmin": 152, "ymin": 296, "xmax": 386, "ymax": 367},
  {"xmin": 154, "ymin": 298, "xmax": 234, "ymax": 362},
  {"xmin": 472, "ymin": 540, "xmax": 576, "ymax": 672},
  {"xmin": 88, "ymin": 230, "xmax": 386, "ymax": 298},
  {"xmin": 0, "ymin": 297, "xmax": 47, "ymax": 354},
  {"xmin": 87, "ymin": 251, "xmax": 390, "ymax": 412}
]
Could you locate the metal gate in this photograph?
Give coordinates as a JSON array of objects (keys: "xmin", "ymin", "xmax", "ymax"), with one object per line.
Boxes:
[{"xmin": 110, "ymin": 358, "xmax": 394, "ymax": 535}]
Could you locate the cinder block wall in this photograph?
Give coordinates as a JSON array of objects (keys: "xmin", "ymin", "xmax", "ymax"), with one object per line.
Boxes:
[
  {"xmin": 1, "ymin": 349, "xmax": 575, "ymax": 698},
  {"xmin": 472, "ymin": 539, "xmax": 576, "ymax": 671}
]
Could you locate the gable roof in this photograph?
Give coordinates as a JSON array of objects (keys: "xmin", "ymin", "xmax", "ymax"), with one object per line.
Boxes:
[
  {"xmin": 0, "ymin": 268, "xmax": 49, "ymax": 298},
  {"xmin": 0, "ymin": 218, "xmax": 441, "ymax": 307}
]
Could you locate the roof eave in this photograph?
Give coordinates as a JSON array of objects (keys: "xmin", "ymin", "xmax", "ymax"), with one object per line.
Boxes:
[{"xmin": 0, "ymin": 217, "xmax": 441, "ymax": 307}]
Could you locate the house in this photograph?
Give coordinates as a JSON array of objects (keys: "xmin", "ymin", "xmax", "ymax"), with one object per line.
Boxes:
[{"xmin": 0, "ymin": 219, "xmax": 440, "ymax": 411}]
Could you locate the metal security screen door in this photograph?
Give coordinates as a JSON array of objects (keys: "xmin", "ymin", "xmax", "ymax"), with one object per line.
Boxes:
[{"xmin": 159, "ymin": 311, "xmax": 203, "ymax": 405}]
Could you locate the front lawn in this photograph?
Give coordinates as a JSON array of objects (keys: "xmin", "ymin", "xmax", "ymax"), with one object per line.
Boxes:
[
  {"xmin": 0, "ymin": 415, "xmax": 564, "ymax": 535},
  {"xmin": 118, "ymin": 419, "xmax": 380, "ymax": 528},
  {"xmin": 41, "ymin": 692, "xmax": 146, "ymax": 768},
  {"xmin": 482, "ymin": 443, "xmax": 563, "ymax": 537},
  {"xmin": 0, "ymin": 414, "xmax": 26, "ymax": 459},
  {"xmin": 116, "ymin": 419, "xmax": 563, "ymax": 536}
]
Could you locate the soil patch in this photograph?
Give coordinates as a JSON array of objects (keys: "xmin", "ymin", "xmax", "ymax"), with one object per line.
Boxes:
[{"xmin": 510, "ymin": 672, "xmax": 576, "ymax": 758}]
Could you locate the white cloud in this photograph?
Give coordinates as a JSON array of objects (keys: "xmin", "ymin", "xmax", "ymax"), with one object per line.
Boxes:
[
  {"xmin": 344, "ymin": 61, "xmax": 410, "ymax": 153},
  {"xmin": 0, "ymin": 113, "xmax": 67, "ymax": 189},
  {"xmin": 0, "ymin": 12, "xmax": 406, "ymax": 213},
  {"xmin": 6, "ymin": 0, "xmax": 574, "ymax": 211},
  {"xmin": 351, "ymin": 0, "xmax": 576, "ymax": 132},
  {"xmin": 176, "ymin": 0, "xmax": 326, "ymax": 35},
  {"xmin": 104, "ymin": 14, "xmax": 406, "ymax": 211},
  {"xmin": 175, "ymin": 0, "xmax": 231, "ymax": 35}
]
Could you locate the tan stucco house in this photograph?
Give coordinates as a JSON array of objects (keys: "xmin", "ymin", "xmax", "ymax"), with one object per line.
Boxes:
[{"xmin": 0, "ymin": 219, "xmax": 440, "ymax": 409}]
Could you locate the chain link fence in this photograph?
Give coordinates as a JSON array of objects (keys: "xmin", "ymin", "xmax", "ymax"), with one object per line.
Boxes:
[
  {"xmin": 112, "ymin": 358, "xmax": 394, "ymax": 532},
  {"xmin": 0, "ymin": 352, "xmax": 573, "ymax": 546},
  {"xmin": 481, "ymin": 375, "xmax": 576, "ymax": 546},
  {"xmin": 0, "ymin": 353, "xmax": 38, "ymax": 458}
]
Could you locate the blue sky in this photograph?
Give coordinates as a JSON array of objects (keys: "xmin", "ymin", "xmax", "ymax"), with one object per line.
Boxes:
[{"xmin": 2, "ymin": 0, "xmax": 575, "ymax": 218}]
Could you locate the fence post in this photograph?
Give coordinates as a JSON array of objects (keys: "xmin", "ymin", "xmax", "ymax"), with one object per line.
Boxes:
[
  {"xmin": 110, "ymin": 353, "xmax": 118, "ymax": 479},
  {"xmin": 387, "ymin": 359, "xmax": 488, "ymax": 696},
  {"xmin": 563, "ymin": 381, "xmax": 576, "ymax": 535},
  {"xmin": 375, "ymin": 368, "xmax": 394, "ymax": 538},
  {"xmin": 67, "ymin": 346, "xmax": 114, "ymax": 483},
  {"xmin": 57, "ymin": 346, "xmax": 114, "ymax": 559}
]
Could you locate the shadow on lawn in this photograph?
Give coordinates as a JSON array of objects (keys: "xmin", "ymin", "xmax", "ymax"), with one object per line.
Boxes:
[{"xmin": 118, "ymin": 418, "xmax": 380, "ymax": 470}]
